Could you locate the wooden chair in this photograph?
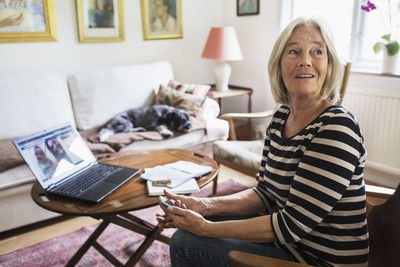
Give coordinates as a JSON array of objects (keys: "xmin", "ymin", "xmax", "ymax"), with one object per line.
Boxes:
[
  {"xmin": 228, "ymin": 184, "xmax": 400, "ymax": 267},
  {"xmin": 211, "ymin": 62, "xmax": 351, "ymax": 194}
]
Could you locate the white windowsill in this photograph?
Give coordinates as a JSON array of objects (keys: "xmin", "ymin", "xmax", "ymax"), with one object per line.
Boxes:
[{"xmin": 351, "ymin": 67, "xmax": 400, "ymax": 78}]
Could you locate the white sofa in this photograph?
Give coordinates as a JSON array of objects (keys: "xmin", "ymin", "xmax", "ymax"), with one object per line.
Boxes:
[{"xmin": 0, "ymin": 61, "xmax": 228, "ymax": 232}]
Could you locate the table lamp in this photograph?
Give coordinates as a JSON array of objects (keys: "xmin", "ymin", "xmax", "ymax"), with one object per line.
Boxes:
[{"xmin": 201, "ymin": 27, "xmax": 243, "ymax": 92}]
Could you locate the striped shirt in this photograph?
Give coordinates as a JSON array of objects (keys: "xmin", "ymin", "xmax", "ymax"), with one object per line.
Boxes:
[{"xmin": 254, "ymin": 105, "xmax": 369, "ymax": 266}]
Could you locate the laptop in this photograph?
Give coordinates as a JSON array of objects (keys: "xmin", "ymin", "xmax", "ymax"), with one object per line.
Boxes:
[{"xmin": 13, "ymin": 122, "xmax": 140, "ymax": 203}]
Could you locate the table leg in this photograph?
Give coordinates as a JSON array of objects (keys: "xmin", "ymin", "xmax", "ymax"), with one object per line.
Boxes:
[
  {"xmin": 125, "ymin": 225, "xmax": 164, "ymax": 266},
  {"xmin": 66, "ymin": 220, "xmax": 110, "ymax": 267}
]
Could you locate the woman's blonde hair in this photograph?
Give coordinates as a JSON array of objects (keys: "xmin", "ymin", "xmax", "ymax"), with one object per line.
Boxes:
[{"xmin": 268, "ymin": 17, "xmax": 342, "ymax": 104}]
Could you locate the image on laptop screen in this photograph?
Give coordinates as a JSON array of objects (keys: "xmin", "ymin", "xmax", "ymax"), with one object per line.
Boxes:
[{"xmin": 14, "ymin": 124, "xmax": 95, "ymax": 189}]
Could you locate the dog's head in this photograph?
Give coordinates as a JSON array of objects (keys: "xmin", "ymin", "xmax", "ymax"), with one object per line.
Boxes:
[
  {"xmin": 165, "ymin": 109, "xmax": 192, "ymax": 132},
  {"xmin": 107, "ymin": 114, "xmax": 133, "ymax": 133}
]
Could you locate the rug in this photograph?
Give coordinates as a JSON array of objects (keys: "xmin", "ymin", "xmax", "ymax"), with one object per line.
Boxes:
[{"xmin": 0, "ymin": 179, "xmax": 249, "ymax": 267}]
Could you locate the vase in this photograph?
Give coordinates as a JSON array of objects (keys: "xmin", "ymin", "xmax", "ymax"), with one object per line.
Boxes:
[{"xmin": 382, "ymin": 47, "xmax": 399, "ymax": 74}]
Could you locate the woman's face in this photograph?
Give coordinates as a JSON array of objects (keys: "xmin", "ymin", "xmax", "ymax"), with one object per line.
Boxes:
[
  {"xmin": 280, "ymin": 26, "xmax": 328, "ymax": 100},
  {"xmin": 154, "ymin": 0, "xmax": 167, "ymax": 17},
  {"xmin": 34, "ymin": 147, "xmax": 45, "ymax": 161}
]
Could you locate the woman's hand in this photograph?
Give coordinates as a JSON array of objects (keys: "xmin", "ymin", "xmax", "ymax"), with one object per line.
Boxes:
[
  {"xmin": 163, "ymin": 205, "xmax": 209, "ymax": 236},
  {"xmin": 156, "ymin": 189, "xmax": 207, "ymax": 230},
  {"xmin": 156, "ymin": 212, "xmax": 174, "ymax": 228}
]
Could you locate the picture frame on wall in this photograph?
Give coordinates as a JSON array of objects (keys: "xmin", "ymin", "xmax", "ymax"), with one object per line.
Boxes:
[
  {"xmin": 237, "ymin": 0, "xmax": 260, "ymax": 16},
  {"xmin": 141, "ymin": 0, "xmax": 182, "ymax": 40},
  {"xmin": 0, "ymin": 0, "xmax": 57, "ymax": 43},
  {"xmin": 76, "ymin": 0, "xmax": 125, "ymax": 43}
]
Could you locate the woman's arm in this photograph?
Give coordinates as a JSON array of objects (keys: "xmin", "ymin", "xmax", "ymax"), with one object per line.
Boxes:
[
  {"xmin": 165, "ymin": 205, "xmax": 275, "ymax": 242},
  {"xmin": 204, "ymin": 214, "xmax": 275, "ymax": 242},
  {"xmin": 202, "ymin": 188, "xmax": 266, "ymax": 216},
  {"xmin": 163, "ymin": 188, "xmax": 266, "ymax": 217}
]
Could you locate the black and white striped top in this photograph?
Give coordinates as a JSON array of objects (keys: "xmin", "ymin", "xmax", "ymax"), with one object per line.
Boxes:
[{"xmin": 254, "ymin": 105, "xmax": 368, "ymax": 266}]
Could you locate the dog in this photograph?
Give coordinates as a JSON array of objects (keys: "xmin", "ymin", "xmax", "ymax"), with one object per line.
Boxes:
[{"xmin": 98, "ymin": 105, "xmax": 192, "ymax": 142}]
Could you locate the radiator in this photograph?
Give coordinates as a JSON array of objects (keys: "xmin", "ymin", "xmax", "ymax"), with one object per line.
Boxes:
[{"xmin": 342, "ymin": 86, "xmax": 400, "ymax": 178}]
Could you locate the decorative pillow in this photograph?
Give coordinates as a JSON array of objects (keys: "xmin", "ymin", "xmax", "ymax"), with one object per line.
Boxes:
[
  {"xmin": 167, "ymin": 80, "xmax": 211, "ymax": 99},
  {"xmin": 155, "ymin": 85, "xmax": 205, "ymax": 114},
  {"xmin": 0, "ymin": 139, "xmax": 25, "ymax": 173}
]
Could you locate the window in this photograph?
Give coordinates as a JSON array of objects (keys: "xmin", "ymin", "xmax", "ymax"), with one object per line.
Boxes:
[{"xmin": 280, "ymin": 0, "xmax": 394, "ymax": 71}]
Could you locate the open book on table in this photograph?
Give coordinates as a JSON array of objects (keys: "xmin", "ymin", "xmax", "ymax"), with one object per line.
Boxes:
[{"xmin": 141, "ymin": 160, "xmax": 212, "ymax": 196}]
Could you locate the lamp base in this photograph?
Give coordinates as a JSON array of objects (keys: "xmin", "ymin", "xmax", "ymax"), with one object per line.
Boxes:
[{"xmin": 213, "ymin": 61, "xmax": 231, "ymax": 92}]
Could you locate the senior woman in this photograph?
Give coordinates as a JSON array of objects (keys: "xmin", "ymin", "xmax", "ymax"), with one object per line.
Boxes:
[{"xmin": 157, "ymin": 17, "xmax": 369, "ymax": 267}]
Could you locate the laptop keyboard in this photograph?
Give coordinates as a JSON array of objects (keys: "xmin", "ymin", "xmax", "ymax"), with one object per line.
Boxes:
[{"xmin": 52, "ymin": 164, "xmax": 123, "ymax": 197}]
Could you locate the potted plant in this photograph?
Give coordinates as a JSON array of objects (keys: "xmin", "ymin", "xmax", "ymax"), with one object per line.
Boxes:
[
  {"xmin": 361, "ymin": 0, "xmax": 400, "ymax": 74},
  {"xmin": 373, "ymin": 34, "xmax": 400, "ymax": 56}
]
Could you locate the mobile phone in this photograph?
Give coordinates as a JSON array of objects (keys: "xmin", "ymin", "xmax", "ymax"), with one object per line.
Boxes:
[{"xmin": 159, "ymin": 196, "xmax": 176, "ymax": 207}]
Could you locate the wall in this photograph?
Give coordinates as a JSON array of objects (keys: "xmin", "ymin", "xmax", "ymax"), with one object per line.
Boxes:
[
  {"xmin": 220, "ymin": 0, "xmax": 280, "ymax": 114},
  {"xmin": 0, "ymin": 0, "xmax": 222, "ymax": 84}
]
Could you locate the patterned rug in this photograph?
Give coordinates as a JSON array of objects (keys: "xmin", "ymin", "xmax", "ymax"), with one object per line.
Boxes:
[{"xmin": 0, "ymin": 179, "xmax": 249, "ymax": 267}]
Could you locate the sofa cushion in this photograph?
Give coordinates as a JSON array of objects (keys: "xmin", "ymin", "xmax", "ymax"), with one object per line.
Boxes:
[
  {"xmin": 0, "ymin": 139, "xmax": 24, "ymax": 173},
  {"xmin": 167, "ymin": 80, "xmax": 211, "ymax": 99},
  {"xmin": 0, "ymin": 72, "xmax": 76, "ymax": 140},
  {"xmin": 155, "ymin": 85, "xmax": 205, "ymax": 114},
  {"xmin": 68, "ymin": 61, "xmax": 174, "ymax": 130}
]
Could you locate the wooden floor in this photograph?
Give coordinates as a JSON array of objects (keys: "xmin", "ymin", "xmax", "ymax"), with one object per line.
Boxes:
[{"xmin": 0, "ymin": 164, "xmax": 257, "ymax": 255}]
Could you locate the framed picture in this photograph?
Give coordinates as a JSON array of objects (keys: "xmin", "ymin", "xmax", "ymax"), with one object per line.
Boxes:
[
  {"xmin": 0, "ymin": 0, "xmax": 57, "ymax": 43},
  {"xmin": 141, "ymin": 0, "xmax": 182, "ymax": 40},
  {"xmin": 76, "ymin": 0, "xmax": 124, "ymax": 43},
  {"xmin": 237, "ymin": 0, "xmax": 259, "ymax": 16}
]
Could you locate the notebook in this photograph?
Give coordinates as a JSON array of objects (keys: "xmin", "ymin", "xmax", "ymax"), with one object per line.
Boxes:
[
  {"xmin": 13, "ymin": 122, "xmax": 140, "ymax": 203},
  {"xmin": 146, "ymin": 178, "xmax": 200, "ymax": 196},
  {"xmin": 141, "ymin": 160, "xmax": 211, "ymax": 196}
]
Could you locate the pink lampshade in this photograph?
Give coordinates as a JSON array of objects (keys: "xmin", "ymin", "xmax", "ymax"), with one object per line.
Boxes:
[{"xmin": 201, "ymin": 27, "xmax": 243, "ymax": 61}]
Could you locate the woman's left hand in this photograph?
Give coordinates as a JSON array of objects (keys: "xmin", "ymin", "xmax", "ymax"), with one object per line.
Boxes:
[{"xmin": 165, "ymin": 205, "xmax": 208, "ymax": 236}]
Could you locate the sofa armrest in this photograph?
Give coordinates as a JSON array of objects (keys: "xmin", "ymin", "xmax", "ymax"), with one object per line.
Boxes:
[{"xmin": 197, "ymin": 97, "xmax": 220, "ymax": 120}]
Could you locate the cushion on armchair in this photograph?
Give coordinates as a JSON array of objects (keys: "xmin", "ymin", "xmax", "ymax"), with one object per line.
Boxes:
[{"xmin": 212, "ymin": 140, "xmax": 263, "ymax": 171}]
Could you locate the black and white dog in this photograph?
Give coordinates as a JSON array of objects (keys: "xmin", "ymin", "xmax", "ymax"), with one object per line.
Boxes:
[{"xmin": 98, "ymin": 105, "xmax": 192, "ymax": 142}]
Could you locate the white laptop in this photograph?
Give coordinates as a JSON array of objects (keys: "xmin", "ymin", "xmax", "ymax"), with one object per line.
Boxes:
[{"xmin": 13, "ymin": 122, "xmax": 140, "ymax": 203}]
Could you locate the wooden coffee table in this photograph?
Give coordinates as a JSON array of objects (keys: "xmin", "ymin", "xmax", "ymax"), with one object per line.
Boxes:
[{"xmin": 31, "ymin": 149, "xmax": 218, "ymax": 266}]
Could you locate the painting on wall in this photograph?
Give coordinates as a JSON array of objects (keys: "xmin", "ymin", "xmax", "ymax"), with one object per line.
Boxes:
[
  {"xmin": 141, "ymin": 0, "xmax": 182, "ymax": 40},
  {"xmin": 0, "ymin": 0, "xmax": 57, "ymax": 43},
  {"xmin": 237, "ymin": 0, "xmax": 259, "ymax": 16},
  {"xmin": 76, "ymin": 0, "xmax": 124, "ymax": 42}
]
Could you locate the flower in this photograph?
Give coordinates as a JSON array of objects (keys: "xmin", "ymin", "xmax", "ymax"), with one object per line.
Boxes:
[
  {"xmin": 361, "ymin": 1, "xmax": 377, "ymax": 11},
  {"xmin": 361, "ymin": 0, "xmax": 400, "ymax": 56}
]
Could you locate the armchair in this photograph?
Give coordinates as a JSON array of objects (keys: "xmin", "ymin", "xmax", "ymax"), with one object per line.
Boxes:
[
  {"xmin": 211, "ymin": 62, "xmax": 351, "ymax": 194},
  {"xmin": 228, "ymin": 184, "xmax": 400, "ymax": 267}
]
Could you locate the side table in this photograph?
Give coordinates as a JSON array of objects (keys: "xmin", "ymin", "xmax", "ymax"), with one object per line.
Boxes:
[
  {"xmin": 207, "ymin": 84, "xmax": 253, "ymax": 140},
  {"xmin": 206, "ymin": 84, "xmax": 253, "ymax": 113}
]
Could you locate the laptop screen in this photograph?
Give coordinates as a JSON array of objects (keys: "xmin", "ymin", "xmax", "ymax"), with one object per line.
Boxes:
[{"xmin": 13, "ymin": 123, "xmax": 95, "ymax": 189}]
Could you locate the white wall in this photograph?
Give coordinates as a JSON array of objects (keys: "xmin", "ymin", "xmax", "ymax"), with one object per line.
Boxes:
[
  {"xmin": 220, "ymin": 0, "xmax": 280, "ymax": 114},
  {"xmin": 0, "ymin": 0, "xmax": 222, "ymax": 84}
]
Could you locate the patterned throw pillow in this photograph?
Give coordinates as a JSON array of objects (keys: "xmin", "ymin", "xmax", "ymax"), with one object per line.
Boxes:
[
  {"xmin": 167, "ymin": 80, "xmax": 211, "ymax": 99},
  {"xmin": 155, "ymin": 85, "xmax": 205, "ymax": 114}
]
